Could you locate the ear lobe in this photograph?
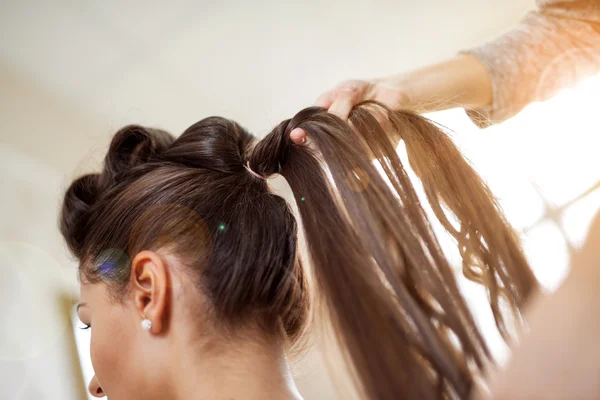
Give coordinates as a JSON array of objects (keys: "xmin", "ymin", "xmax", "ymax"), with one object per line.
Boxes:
[{"xmin": 130, "ymin": 250, "xmax": 169, "ymax": 333}]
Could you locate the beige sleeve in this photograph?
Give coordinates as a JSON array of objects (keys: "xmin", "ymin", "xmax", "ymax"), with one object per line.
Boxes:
[{"xmin": 461, "ymin": 1, "xmax": 600, "ymax": 128}]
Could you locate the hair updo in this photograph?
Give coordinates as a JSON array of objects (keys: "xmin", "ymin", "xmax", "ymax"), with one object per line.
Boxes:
[{"xmin": 60, "ymin": 116, "xmax": 308, "ymax": 341}]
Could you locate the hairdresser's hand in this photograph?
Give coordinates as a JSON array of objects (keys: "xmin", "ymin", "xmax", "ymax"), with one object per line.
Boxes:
[
  {"xmin": 290, "ymin": 54, "xmax": 495, "ymax": 145},
  {"xmin": 290, "ymin": 79, "xmax": 409, "ymax": 145}
]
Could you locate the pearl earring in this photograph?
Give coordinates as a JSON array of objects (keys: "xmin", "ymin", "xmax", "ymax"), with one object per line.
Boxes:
[{"xmin": 141, "ymin": 318, "xmax": 152, "ymax": 331}]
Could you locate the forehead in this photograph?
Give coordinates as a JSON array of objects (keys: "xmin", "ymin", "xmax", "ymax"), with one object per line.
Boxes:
[
  {"xmin": 78, "ymin": 269, "xmax": 90, "ymax": 287},
  {"xmin": 78, "ymin": 270, "xmax": 102, "ymax": 298},
  {"xmin": 78, "ymin": 281, "xmax": 113, "ymax": 311},
  {"xmin": 79, "ymin": 280, "xmax": 92, "ymax": 301}
]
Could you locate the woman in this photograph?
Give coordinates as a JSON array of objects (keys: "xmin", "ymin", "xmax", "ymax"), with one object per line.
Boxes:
[
  {"xmin": 62, "ymin": 105, "xmax": 536, "ymax": 399},
  {"xmin": 291, "ymin": 1, "xmax": 600, "ymax": 398}
]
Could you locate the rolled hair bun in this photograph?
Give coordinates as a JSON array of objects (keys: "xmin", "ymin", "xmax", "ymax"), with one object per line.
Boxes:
[{"xmin": 60, "ymin": 125, "xmax": 176, "ymax": 259}]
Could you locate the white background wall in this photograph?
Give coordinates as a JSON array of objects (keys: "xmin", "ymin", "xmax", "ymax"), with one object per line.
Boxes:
[{"xmin": 13, "ymin": 1, "xmax": 600, "ymax": 399}]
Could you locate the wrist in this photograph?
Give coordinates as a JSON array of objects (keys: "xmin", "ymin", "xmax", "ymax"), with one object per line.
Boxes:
[
  {"xmin": 370, "ymin": 75, "xmax": 416, "ymax": 111},
  {"xmin": 374, "ymin": 54, "xmax": 493, "ymax": 113}
]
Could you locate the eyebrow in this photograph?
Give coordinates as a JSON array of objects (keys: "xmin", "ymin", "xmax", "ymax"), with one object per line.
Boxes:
[{"xmin": 76, "ymin": 302, "xmax": 87, "ymax": 312}]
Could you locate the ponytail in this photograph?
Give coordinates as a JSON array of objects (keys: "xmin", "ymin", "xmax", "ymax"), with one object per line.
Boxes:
[{"xmin": 251, "ymin": 104, "xmax": 537, "ymax": 399}]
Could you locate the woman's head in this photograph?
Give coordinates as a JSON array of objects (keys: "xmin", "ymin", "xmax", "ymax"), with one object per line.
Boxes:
[{"xmin": 61, "ymin": 118, "xmax": 309, "ymax": 398}]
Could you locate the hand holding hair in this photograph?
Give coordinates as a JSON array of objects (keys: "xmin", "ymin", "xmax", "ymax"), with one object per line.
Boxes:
[{"xmin": 290, "ymin": 79, "xmax": 410, "ymax": 145}]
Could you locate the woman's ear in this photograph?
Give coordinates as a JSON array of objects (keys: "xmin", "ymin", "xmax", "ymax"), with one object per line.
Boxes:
[{"xmin": 130, "ymin": 250, "xmax": 170, "ymax": 333}]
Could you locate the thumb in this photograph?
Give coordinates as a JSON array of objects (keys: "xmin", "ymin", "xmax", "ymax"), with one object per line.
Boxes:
[{"xmin": 290, "ymin": 127, "xmax": 307, "ymax": 145}]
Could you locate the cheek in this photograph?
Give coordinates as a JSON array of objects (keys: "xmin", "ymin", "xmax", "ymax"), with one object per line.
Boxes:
[{"xmin": 90, "ymin": 307, "xmax": 138, "ymax": 396}]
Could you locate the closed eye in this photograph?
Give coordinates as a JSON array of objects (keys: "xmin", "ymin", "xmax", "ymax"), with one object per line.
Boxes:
[{"xmin": 79, "ymin": 323, "xmax": 91, "ymax": 330}]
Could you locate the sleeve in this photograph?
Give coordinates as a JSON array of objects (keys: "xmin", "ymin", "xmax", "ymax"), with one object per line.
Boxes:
[{"xmin": 461, "ymin": 0, "xmax": 600, "ymax": 128}]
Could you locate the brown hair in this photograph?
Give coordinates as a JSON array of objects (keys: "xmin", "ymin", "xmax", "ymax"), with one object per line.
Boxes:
[{"xmin": 60, "ymin": 103, "xmax": 537, "ymax": 399}]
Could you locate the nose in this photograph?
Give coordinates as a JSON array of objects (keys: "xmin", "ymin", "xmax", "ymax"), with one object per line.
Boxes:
[{"xmin": 88, "ymin": 375, "xmax": 105, "ymax": 397}]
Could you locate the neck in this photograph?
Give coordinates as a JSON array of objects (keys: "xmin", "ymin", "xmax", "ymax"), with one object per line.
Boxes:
[{"xmin": 169, "ymin": 333, "xmax": 303, "ymax": 400}]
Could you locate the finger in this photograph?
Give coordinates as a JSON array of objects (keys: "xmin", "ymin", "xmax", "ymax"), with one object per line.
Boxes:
[
  {"xmin": 328, "ymin": 87, "xmax": 359, "ymax": 120},
  {"xmin": 289, "ymin": 127, "xmax": 307, "ymax": 145},
  {"xmin": 314, "ymin": 91, "xmax": 336, "ymax": 108}
]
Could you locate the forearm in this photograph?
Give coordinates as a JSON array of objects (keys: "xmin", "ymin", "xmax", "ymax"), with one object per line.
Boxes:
[
  {"xmin": 379, "ymin": 1, "xmax": 600, "ymax": 127},
  {"xmin": 376, "ymin": 53, "xmax": 493, "ymax": 112},
  {"xmin": 464, "ymin": 6, "xmax": 600, "ymax": 128}
]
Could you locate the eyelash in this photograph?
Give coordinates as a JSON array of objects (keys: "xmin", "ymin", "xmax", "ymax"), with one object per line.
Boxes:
[{"xmin": 79, "ymin": 323, "xmax": 91, "ymax": 330}]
